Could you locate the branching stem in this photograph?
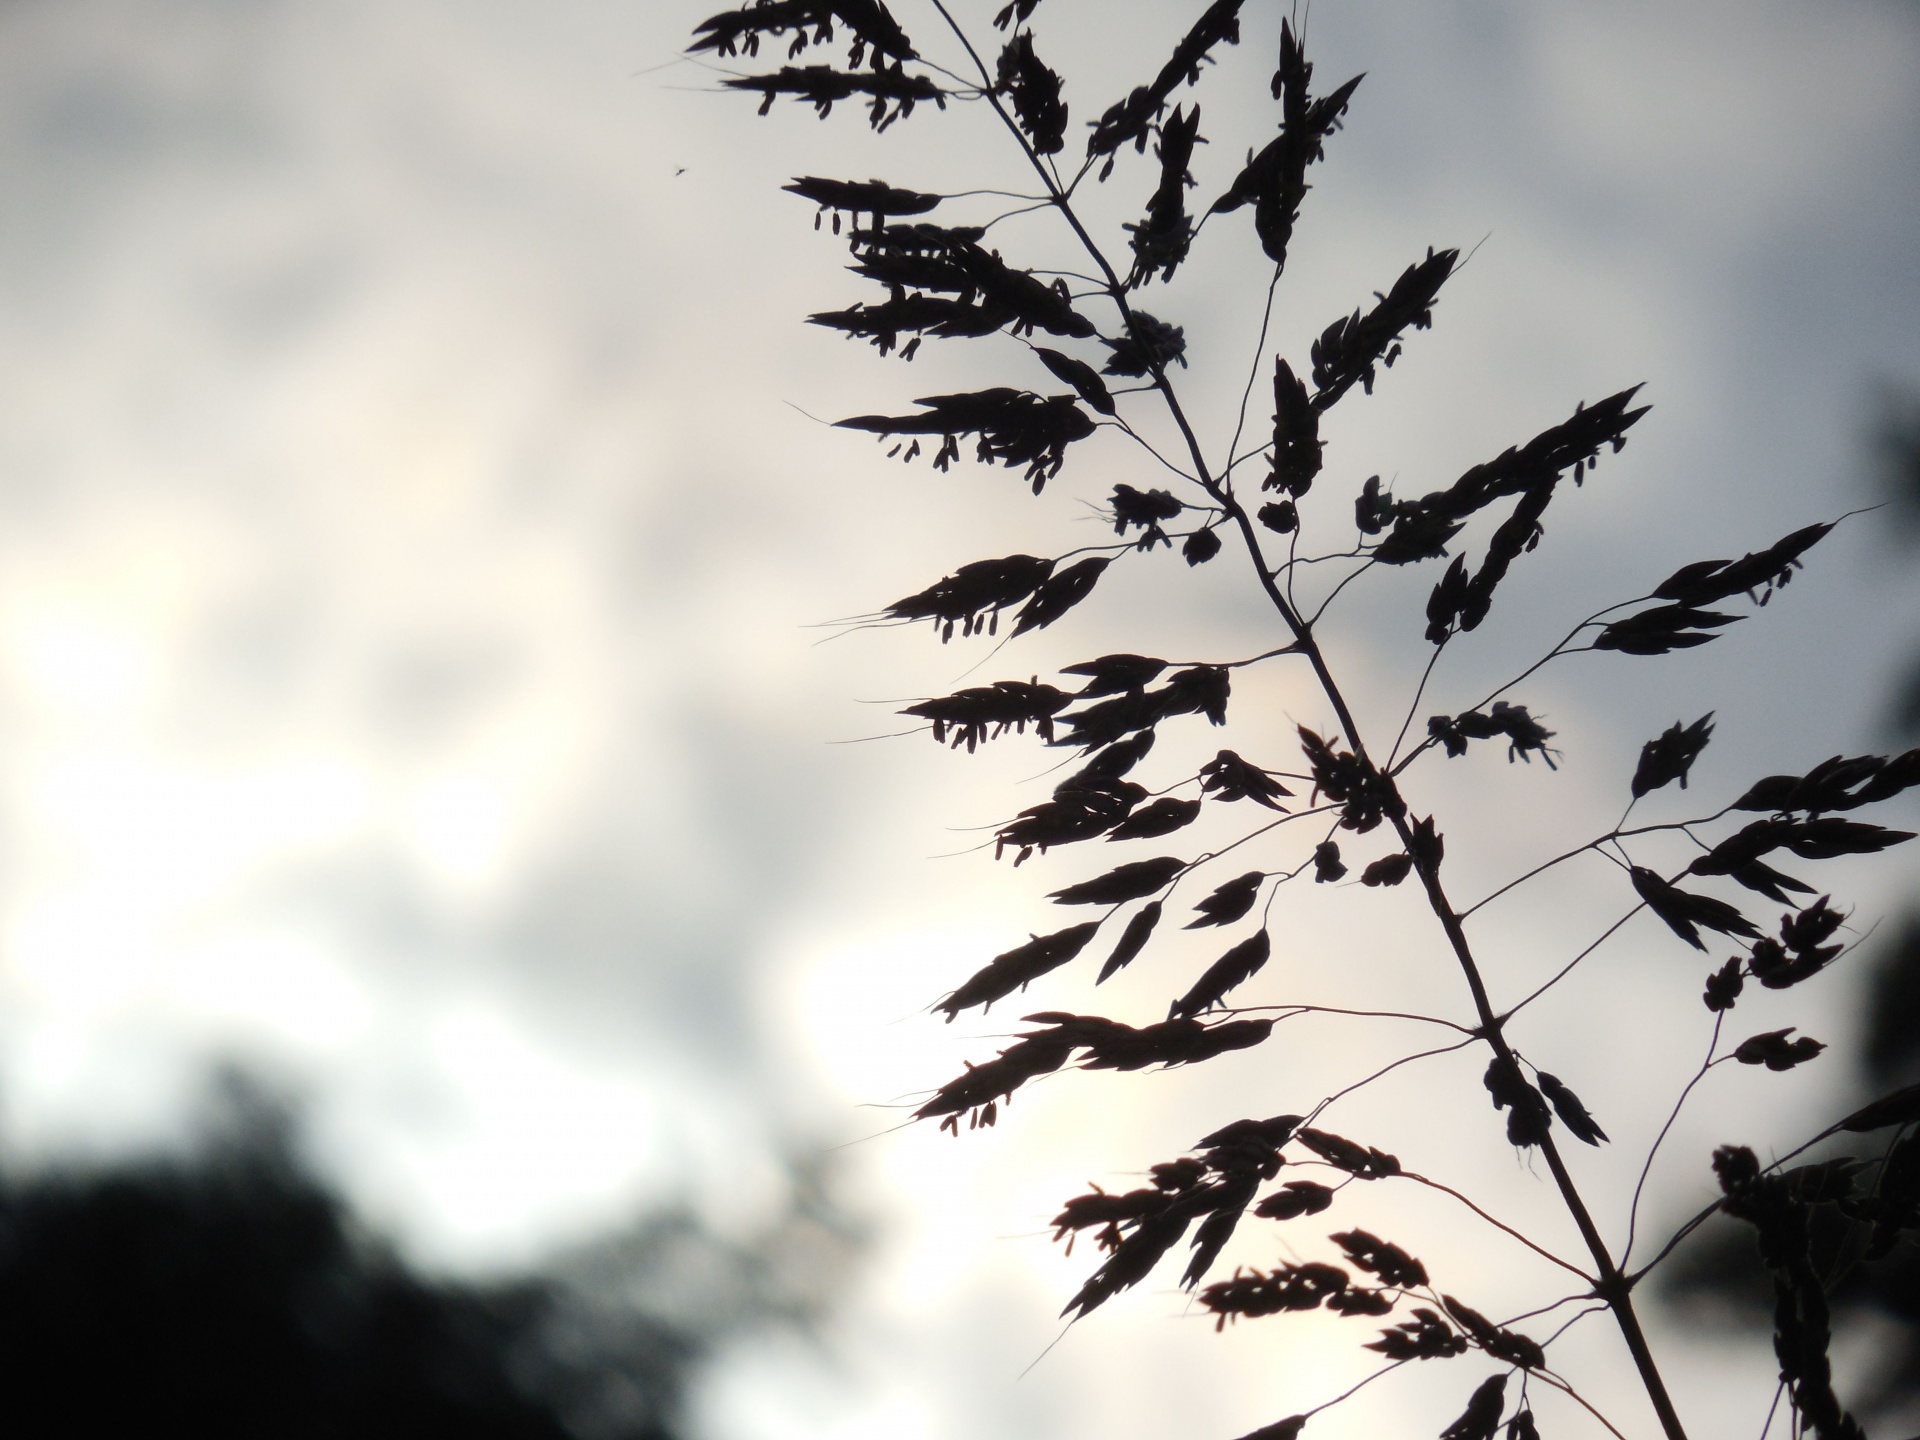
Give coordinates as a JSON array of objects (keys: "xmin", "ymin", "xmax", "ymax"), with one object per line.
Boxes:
[{"xmin": 924, "ymin": 8, "xmax": 1692, "ymax": 1435}]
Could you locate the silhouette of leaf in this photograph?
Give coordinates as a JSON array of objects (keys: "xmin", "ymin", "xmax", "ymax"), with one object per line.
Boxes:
[
  {"xmin": 1298, "ymin": 727, "xmax": 1401, "ymax": 832},
  {"xmin": 1733, "ymin": 1028, "xmax": 1826, "ymax": 1071},
  {"xmin": 1688, "ymin": 819, "xmax": 1914, "ymax": 884},
  {"xmin": 1367, "ymin": 1307, "xmax": 1467, "ymax": 1360},
  {"xmin": 1254, "ymin": 1181, "xmax": 1334, "ymax": 1220},
  {"xmin": 1229, "ymin": 1419, "xmax": 1304, "ymax": 1440},
  {"xmin": 914, "ymin": 1032, "xmax": 1071, "ymax": 1125},
  {"xmin": 810, "ymin": 293, "xmax": 1007, "ymax": 356},
  {"xmin": 1331, "ymin": 1229, "xmax": 1428, "ymax": 1288},
  {"xmin": 1425, "ymin": 555, "xmax": 1471, "ymax": 645},
  {"xmin": 1258, "ymin": 499, "xmax": 1298, "ymax": 533},
  {"xmin": 1036, "ymin": 348, "xmax": 1115, "ymax": 414},
  {"xmin": 1440, "ymin": 1375, "xmax": 1507, "ymax": 1440},
  {"xmin": 937, "ymin": 922, "xmax": 1103, "ymax": 1018},
  {"xmin": 692, "ymin": 0, "xmax": 917, "ymax": 69},
  {"xmin": 1704, "ymin": 957, "xmax": 1745, "ymax": 1012},
  {"xmin": 1442, "ymin": 1296, "xmax": 1545, "ymax": 1370},
  {"xmin": 1326, "ymin": 1288, "xmax": 1396, "ymax": 1317},
  {"xmin": 1536, "ymin": 1073, "xmax": 1607, "ymax": 1145},
  {"xmin": 838, "ymin": 389, "xmax": 1096, "ymax": 489},
  {"xmin": 1199, "ymin": 1261, "xmax": 1348, "ymax": 1326},
  {"xmin": 1839, "ymin": 1081, "xmax": 1920, "ymax": 1132},
  {"xmin": 1308, "ymin": 248, "xmax": 1457, "ymax": 410},
  {"xmin": 1049, "ymin": 856, "xmax": 1187, "ymax": 906},
  {"xmin": 1098, "ymin": 901, "xmax": 1163, "ymax": 982},
  {"xmin": 995, "ymin": 30, "xmax": 1068, "ymax": 155},
  {"xmin": 1654, "ymin": 522, "xmax": 1835, "ymax": 608},
  {"xmin": 1086, "ymin": 0, "xmax": 1243, "ymax": 169},
  {"xmin": 1428, "ymin": 703, "xmax": 1557, "ymax": 767},
  {"xmin": 1125, "ymin": 104, "xmax": 1203, "ymax": 286},
  {"xmin": 723, "ymin": 63, "xmax": 945, "ymax": 129},
  {"xmin": 1110, "ymin": 483, "xmax": 1184, "ymax": 544},
  {"xmin": 1593, "ymin": 603, "xmax": 1741, "ymax": 656},
  {"xmin": 784, "ymin": 175, "xmax": 941, "ymax": 223},
  {"xmin": 1630, "ymin": 866, "xmax": 1759, "ymax": 949},
  {"xmin": 1312, "ymin": 842, "xmax": 1346, "ymax": 883},
  {"xmin": 1483, "ymin": 1057, "xmax": 1552, "ymax": 1147},
  {"xmin": 1354, "ymin": 475, "xmax": 1394, "ymax": 535},
  {"xmin": 1186, "ymin": 871, "xmax": 1264, "ymax": 928},
  {"xmin": 903, "ymin": 679, "xmax": 1070, "ymax": 749},
  {"xmin": 1071, "ymin": 1012, "xmax": 1275, "ymax": 1070},
  {"xmin": 1210, "ymin": 21, "xmax": 1360, "ymax": 267},
  {"xmin": 1054, "ymin": 688, "xmax": 1166, "ymax": 751},
  {"xmin": 993, "ymin": 0, "xmax": 1042, "ymax": 30},
  {"xmin": 1171, "ymin": 931, "xmax": 1271, "ymax": 1018},
  {"xmin": 1103, "ymin": 312, "xmax": 1187, "ymax": 376},
  {"xmin": 1106, "ymin": 797, "xmax": 1202, "ymax": 841},
  {"xmin": 1183, "ymin": 527, "xmax": 1223, "ymax": 565},
  {"xmin": 1632, "ymin": 714, "xmax": 1714, "ymax": 798},
  {"xmin": 1734, "ymin": 748, "xmax": 1920, "ymax": 814},
  {"xmin": 1266, "ymin": 358, "xmax": 1322, "ymax": 496},
  {"xmin": 996, "ymin": 774, "xmax": 1145, "ymax": 861},
  {"xmin": 1405, "ymin": 387, "xmax": 1650, "ymax": 637},
  {"xmin": 1199, "ymin": 750, "xmax": 1292, "ymax": 809},
  {"xmin": 883, "ymin": 552, "xmax": 1054, "ymax": 640},
  {"xmin": 844, "ymin": 230, "xmax": 1097, "ymax": 341},
  {"xmin": 1062, "ymin": 653, "xmax": 1168, "ymax": 696},
  {"xmin": 1296, "ymin": 1128, "xmax": 1399, "ymax": 1178},
  {"xmin": 1371, "ymin": 508, "xmax": 1462, "ymax": 565},
  {"xmin": 1012, "ymin": 556, "xmax": 1111, "ymax": 634},
  {"xmin": 1360, "ymin": 853, "xmax": 1411, "ymax": 887},
  {"xmin": 1156, "ymin": 665, "xmax": 1231, "ymax": 724}
]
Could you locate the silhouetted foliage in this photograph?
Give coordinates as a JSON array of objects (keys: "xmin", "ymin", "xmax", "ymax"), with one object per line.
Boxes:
[{"xmin": 697, "ymin": 4, "xmax": 1913, "ymax": 1435}]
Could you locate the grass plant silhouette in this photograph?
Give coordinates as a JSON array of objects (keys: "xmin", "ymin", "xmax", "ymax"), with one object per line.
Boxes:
[{"xmin": 690, "ymin": 4, "xmax": 1920, "ymax": 1436}]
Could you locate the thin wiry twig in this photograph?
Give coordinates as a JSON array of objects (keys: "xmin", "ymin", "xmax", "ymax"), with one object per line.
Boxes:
[
  {"xmin": 1392, "ymin": 1170, "xmax": 1595, "ymax": 1282},
  {"xmin": 1299, "ymin": 1356, "xmax": 1409, "ymax": 1418},
  {"xmin": 1306, "ymin": 1039, "xmax": 1479, "ymax": 1120},
  {"xmin": 1223, "ymin": 265, "xmax": 1284, "ymax": 480},
  {"xmin": 1525, "ymin": 1367, "xmax": 1631, "ymax": 1440},
  {"xmin": 1623, "ymin": 1015, "xmax": 1726, "ymax": 1267},
  {"xmin": 1220, "ymin": 1002, "xmax": 1476, "ymax": 1036},
  {"xmin": 1504, "ymin": 905, "xmax": 1645, "ymax": 1019},
  {"xmin": 1459, "ymin": 811, "xmax": 1731, "ymax": 919}
]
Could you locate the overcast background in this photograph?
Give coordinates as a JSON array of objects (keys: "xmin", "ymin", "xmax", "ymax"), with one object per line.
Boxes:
[{"xmin": 0, "ymin": 2, "xmax": 1917, "ymax": 1437}]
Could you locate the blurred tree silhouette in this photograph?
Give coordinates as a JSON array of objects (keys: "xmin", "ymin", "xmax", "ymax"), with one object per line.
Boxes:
[
  {"xmin": 0, "ymin": 1075, "xmax": 855, "ymax": 1439},
  {"xmin": 1880, "ymin": 389, "xmax": 1920, "ymax": 733}
]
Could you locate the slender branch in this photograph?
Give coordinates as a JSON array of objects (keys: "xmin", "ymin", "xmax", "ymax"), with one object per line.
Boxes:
[
  {"xmin": 1624, "ymin": 1017, "xmax": 1726, "ymax": 1266},
  {"xmin": 1628, "ymin": 1127, "xmax": 1844, "ymax": 1286},
  {"xmin": 1221, "ymin": 1003, "xmax": 1477, "ymax": 1035},
  {"xmin": 1459, "ymin": 813, "xmax": 1729, "ymax": 920},
  {"xmin": 1306, "ymin": 1038, "xmax": 1479, "ymax": 1119},
  {"xmin": 918, "ymin": 9, "xmax": 1690, "ymax": 1435},
  {"xmin": 1526, "ymin": 1368, "xmax": 1631, "ymax": 1440},
  {"xmin": 1504, "ymin": 906, "xmax": 1644, "ymax": 1019},
  {"xmin": 1223, "ymin": 265, "xmax": 1284, "ymax": 477},
  {"xmin": 1539, "ymin": 1302, "xmax": 1610, "ymax": 1350},
  {"xmin": 1394, "ymin": 1170, "xmax": 1594, "ymax": 1283},
  {"xmin": 1300, "ymin": 1356, "xmax": 1408, "ymax": 1419},
  {"xmin": 1386, "ymin": 644, "xmax": 1447, "ymax": 769}
]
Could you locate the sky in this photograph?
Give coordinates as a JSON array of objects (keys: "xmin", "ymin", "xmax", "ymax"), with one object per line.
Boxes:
[{"xmin": 0, "ymin": 2, "xmax": 1917, "ymax": 1438}]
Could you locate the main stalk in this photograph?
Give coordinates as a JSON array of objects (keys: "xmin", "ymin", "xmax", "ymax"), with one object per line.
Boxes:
[{"xmin": 927, "ymin": 7, "xmax": 1691, "ymax": 1436}]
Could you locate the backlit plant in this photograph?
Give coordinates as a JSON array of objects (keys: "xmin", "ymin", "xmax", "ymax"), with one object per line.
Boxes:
[{"xmin": 688, "ymin": 4, "xmax": 1920, "ymax": 1436}]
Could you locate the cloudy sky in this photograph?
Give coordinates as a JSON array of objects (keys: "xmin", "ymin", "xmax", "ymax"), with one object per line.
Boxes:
[{"xmin": 0, "ymin": 2, "xmax": 1917, "ymax": 1438}]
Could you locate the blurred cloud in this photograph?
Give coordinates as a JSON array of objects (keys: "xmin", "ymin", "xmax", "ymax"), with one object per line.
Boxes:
[{"xmin": 0, "ymin": 2, "xmax": 1915, "ymax": 1438}]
